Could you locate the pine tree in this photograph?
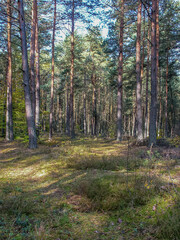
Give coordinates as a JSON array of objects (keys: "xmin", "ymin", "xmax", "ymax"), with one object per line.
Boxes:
[{"xmin": 18, "ymin": 0, "xmax": 37, "ymax": 148}]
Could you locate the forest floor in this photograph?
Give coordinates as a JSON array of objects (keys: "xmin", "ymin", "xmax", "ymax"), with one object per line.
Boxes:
[{"xmin": 0, "ymin": 136, "xmax": 180, "ymax": 240}]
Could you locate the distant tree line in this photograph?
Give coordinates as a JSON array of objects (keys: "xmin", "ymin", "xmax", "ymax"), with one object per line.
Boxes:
[{"xmin": 0, "ymin": 0, "xmax": 179, "ymax": 148}]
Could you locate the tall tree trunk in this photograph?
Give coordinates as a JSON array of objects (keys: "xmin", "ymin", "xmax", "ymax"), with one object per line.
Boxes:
[
  {"xmin": 136, "ymin": 0, "xmax": 143, "ymax": 141},
  {"xmin": 70, "ymin": 0, "xmax": 75, "ymax": 138},
  {"xmin": 91, "ymin": 72, "xmax": 97, "ymax": 136},
  {"xmin": 117, "ymin": 0, "xmax": 124, "ymax": 141},
  {"xmin": 6, "ymin": 0, "xmax": 13, "ymax": 141},
  {"xmin": 66, "ymin": 82, "xmax": 70, "ymax": 136},
  {"xmin": 49, "ymin": 0, "xmax": 56, "ymax": 140},
  {"xmin": 156, "ymin": 0, "xmax": 160, "ymax": 135},
  {"xmin": 58, "ymin": 95, "xmax": 62, "ymax": 133},
  {"xmin": 56, "ymin": 93, "xmax": 60, "ymax": 132},
  {"xmin": 18, "ymin": 0, "xmax": 37, "ymax": 149},
  {"xmin": 30, "ymin": 0, "xmax": 36, "ymax": 119},
  {"xmin": 145, "ymin": 14, "xmax": 150, "ymax": 138},
  {"xmin": 149, "ymin": 0, "xmax": 157, "ymax": 146},
  {"xmin": 93, "ymin": 84, "xmax": 97, "ymax": 136},
  {"xmin": 141, "ymin": 7, "xmax": 145, "ymax": 138},
  {"xmin": 35, "ymin": 0, "xmax": 40, "ymax": 136},
  {"xmin": 83, "ymin": 74, "xmax": 87, "ymax": 135},
  {"xmin": 165, "ymin": 50, "xmax": 168, "ymax": 137}
]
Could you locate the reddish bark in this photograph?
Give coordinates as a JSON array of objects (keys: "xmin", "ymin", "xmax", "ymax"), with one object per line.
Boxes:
[
  {"xmin": 136, "ymin": 0, "xmax": 143, "ymax": 141},
  {"xmin": 117, "ymin": 0, "xmax": 124, "ymax": 141},
  {"xmin": 49, "ymin": 0, "xmax": 56, "ymax": 140}
]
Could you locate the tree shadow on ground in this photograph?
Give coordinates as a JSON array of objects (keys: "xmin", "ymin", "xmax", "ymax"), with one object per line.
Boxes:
[{"xmin": 0, "ymin": 138, "xmax": 179, "ymax": 240}]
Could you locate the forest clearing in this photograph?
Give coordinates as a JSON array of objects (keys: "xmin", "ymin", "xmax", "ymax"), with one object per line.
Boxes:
[{"xmin": 0, "ymin": 136, "xmax": 180, "ymax": 239}]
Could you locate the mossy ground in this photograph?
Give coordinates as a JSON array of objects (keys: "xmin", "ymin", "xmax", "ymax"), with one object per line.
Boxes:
[{"xmin": 0, "ymin": 136, "xmax": 180, "ymax": 240}]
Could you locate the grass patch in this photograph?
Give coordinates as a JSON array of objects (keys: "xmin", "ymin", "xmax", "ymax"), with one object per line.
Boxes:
[
  {"xmin": 0, "ymin": 136, "xmax": 179, "ymax": 239},
  {"xmin": 75, "ymin": 174, "xmax": 167, "ymax": 211}
]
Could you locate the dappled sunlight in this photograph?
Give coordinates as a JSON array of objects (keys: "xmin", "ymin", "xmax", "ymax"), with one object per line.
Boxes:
[
  {"xmin": 62, "ymin": 172, "xmax": 87, "ymax": 185},
  {"xmin": 0, "ymin": 147, "xmax": 17, "ymax": 154},
  {"xmin": 0, "ymin": 138, "xmax": 179, "ymax": 240},
  {"xmin": 0, "ymin": 157, "xmax": 16, "ymax": 163}
]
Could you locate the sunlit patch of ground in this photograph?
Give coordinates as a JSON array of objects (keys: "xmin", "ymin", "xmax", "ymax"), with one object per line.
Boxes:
[{"xmin": 0, "ymin": 136, "xmax": 179, "ymax": 240}]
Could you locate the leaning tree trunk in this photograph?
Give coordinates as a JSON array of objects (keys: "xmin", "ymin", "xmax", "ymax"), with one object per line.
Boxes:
[
  {"xmin": 117, "ymin": 0, "xmax": 124, "ymax": 141},
  {"xmin": 135, "ymin": 0, "xmax": 143, "ymax": 141},
  {"xmin": 49, "ymin": 0, "xmax": 56, "ymax": 140},
  {"xmin": 18, "ymin": 0, "xmax": 37, "ymax": 148},
  {"xmin": 35, "ymin": 0, "xmax": 40, "ymax": 136},
  {"xmin": 70, "ymin": 0, "xmax": 75, "ymax": 138},
  {"xmin": 6, "ymin": 0, "xmax": 14, "ymax": 141},
  {"xmin": 149, "ymin": 0, "xmax": 157, "ymax": 146}
]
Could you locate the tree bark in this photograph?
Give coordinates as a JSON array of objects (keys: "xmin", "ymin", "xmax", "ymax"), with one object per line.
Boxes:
[
  {"xmin": 83, "ymin": 74, "xmax": 87, "ymax": 135},
  {"xmin": 145, "ymin": 14, "xmax": 150, "ymax": 138},
  {"xmin": 117, "ymin": 0, "xmax": 124, "ymax": 141},
  {"xmin": 156, "ymin": 0, "xmax": 160, "ymax": 135},
  {"xmin": 6, "ymin": 0, "xmax": 13, "ymax": 141},
  {"xmin": 35, "ymin": 0, "xmax": 40, "ymax": 136},
  {"xmin": 91, "ymin": 73, "xmax": 97, "ymax": 136},
  {"xmin": 70, "ymin": 0, "xmax": 75, "ymax": 138},
  {"xmin": 30, "ymin": 0, "xmax": 36, "ymax": 120},
  {"xmin": 149, "ymin": 0, "xmax": 157, "ymax": 146},
  {"xmin": 18, "ymin": 0, "xmax": 37, "ymax": 148},
  {"xmin": 65, "ymin": 81, "xmax": 70, "ymax": 135},
  {"xmin": 49, "ymin": 0, "xmax": 56, "ymax": 140},
  {"xmin": 165, "ymin": 50, "xmax": 168, "ymax": 137},
  {"xmin": 136, "ymin": 0, "xmax": 143, "ymax": 141}
]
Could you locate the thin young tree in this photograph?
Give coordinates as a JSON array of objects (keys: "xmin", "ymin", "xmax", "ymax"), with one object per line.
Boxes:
[
  {"xmin": 6, "ymin": 0, "xmax": 13, "ymax": 141},
  {"xmin": 18, "ymin": 0, "xmax": 37, "ymax": 148},
  {"xmin": 165, "ymin": 49, "xmax": 169, "ymax": 137},
  {"xmin": 49, "ymin": 0, "xmax": 56, "ymax": 140},
  {"xmin": 145, "ymin": 15, "xmax": 150, "ymax": 138},
  {"xmin": 117, "ymin": 0, "xmax": 124, "ymax": 141},
  {"xmin": 135, "ymin": 0, "xmax": 143, "ymax": 141},
  {"xmin": 149, "ymin": 0, "xmax": 157, "ymax": 146},
  {"xmin": 91, "ymin": 70, "xmax": 97, "ymax": 136},
  {"xmin": 83, "ymin": 73, "xmax": 87, "ymax": 135}
]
